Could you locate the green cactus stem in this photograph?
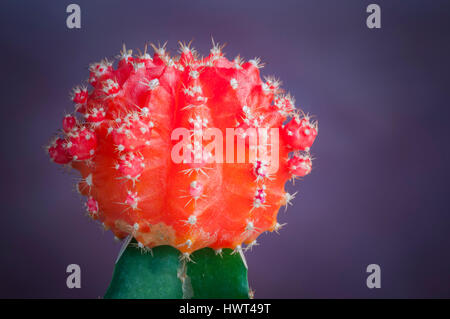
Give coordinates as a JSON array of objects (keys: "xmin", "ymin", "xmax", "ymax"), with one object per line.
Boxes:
[{"xmin": 104, "ymin": 240, "xmax": 249, "ymax": 299}]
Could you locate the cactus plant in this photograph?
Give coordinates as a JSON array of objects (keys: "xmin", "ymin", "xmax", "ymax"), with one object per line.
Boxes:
[{"xmin": 47, "ymin": 41, "xmax": 317, "ymax": 298}]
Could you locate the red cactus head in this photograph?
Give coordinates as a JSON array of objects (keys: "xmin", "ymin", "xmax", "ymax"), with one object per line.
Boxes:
[{"xmin": 47, "ymin": 41, "xmax": 318, "ymax": 254}]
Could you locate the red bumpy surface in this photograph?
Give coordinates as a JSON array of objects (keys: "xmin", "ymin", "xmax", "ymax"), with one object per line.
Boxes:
[{"xmin": 47, "ymin": 42, "xmax": 318, "ymax": 254}]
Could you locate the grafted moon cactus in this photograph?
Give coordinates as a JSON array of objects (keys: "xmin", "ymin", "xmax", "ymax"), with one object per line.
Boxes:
[{"xmin": 47, "ymin": 41, "xmax": 317, "ymax": 298}]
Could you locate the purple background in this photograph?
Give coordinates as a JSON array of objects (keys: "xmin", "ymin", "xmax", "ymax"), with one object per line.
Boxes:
[{"xmin": 0, "ymin": 0, "xmax": 449, "ymax": 298}]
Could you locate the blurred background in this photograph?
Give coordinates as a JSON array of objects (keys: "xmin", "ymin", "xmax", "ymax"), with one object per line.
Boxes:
[{"xmin": 0, "ymin": 0, "xmax": 449, "ymax": 298}]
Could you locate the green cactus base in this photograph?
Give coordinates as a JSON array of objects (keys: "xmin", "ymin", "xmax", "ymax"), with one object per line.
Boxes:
[{"xmin": 104, "ymin": 241, "xmax": 249, "ymax": 299}]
